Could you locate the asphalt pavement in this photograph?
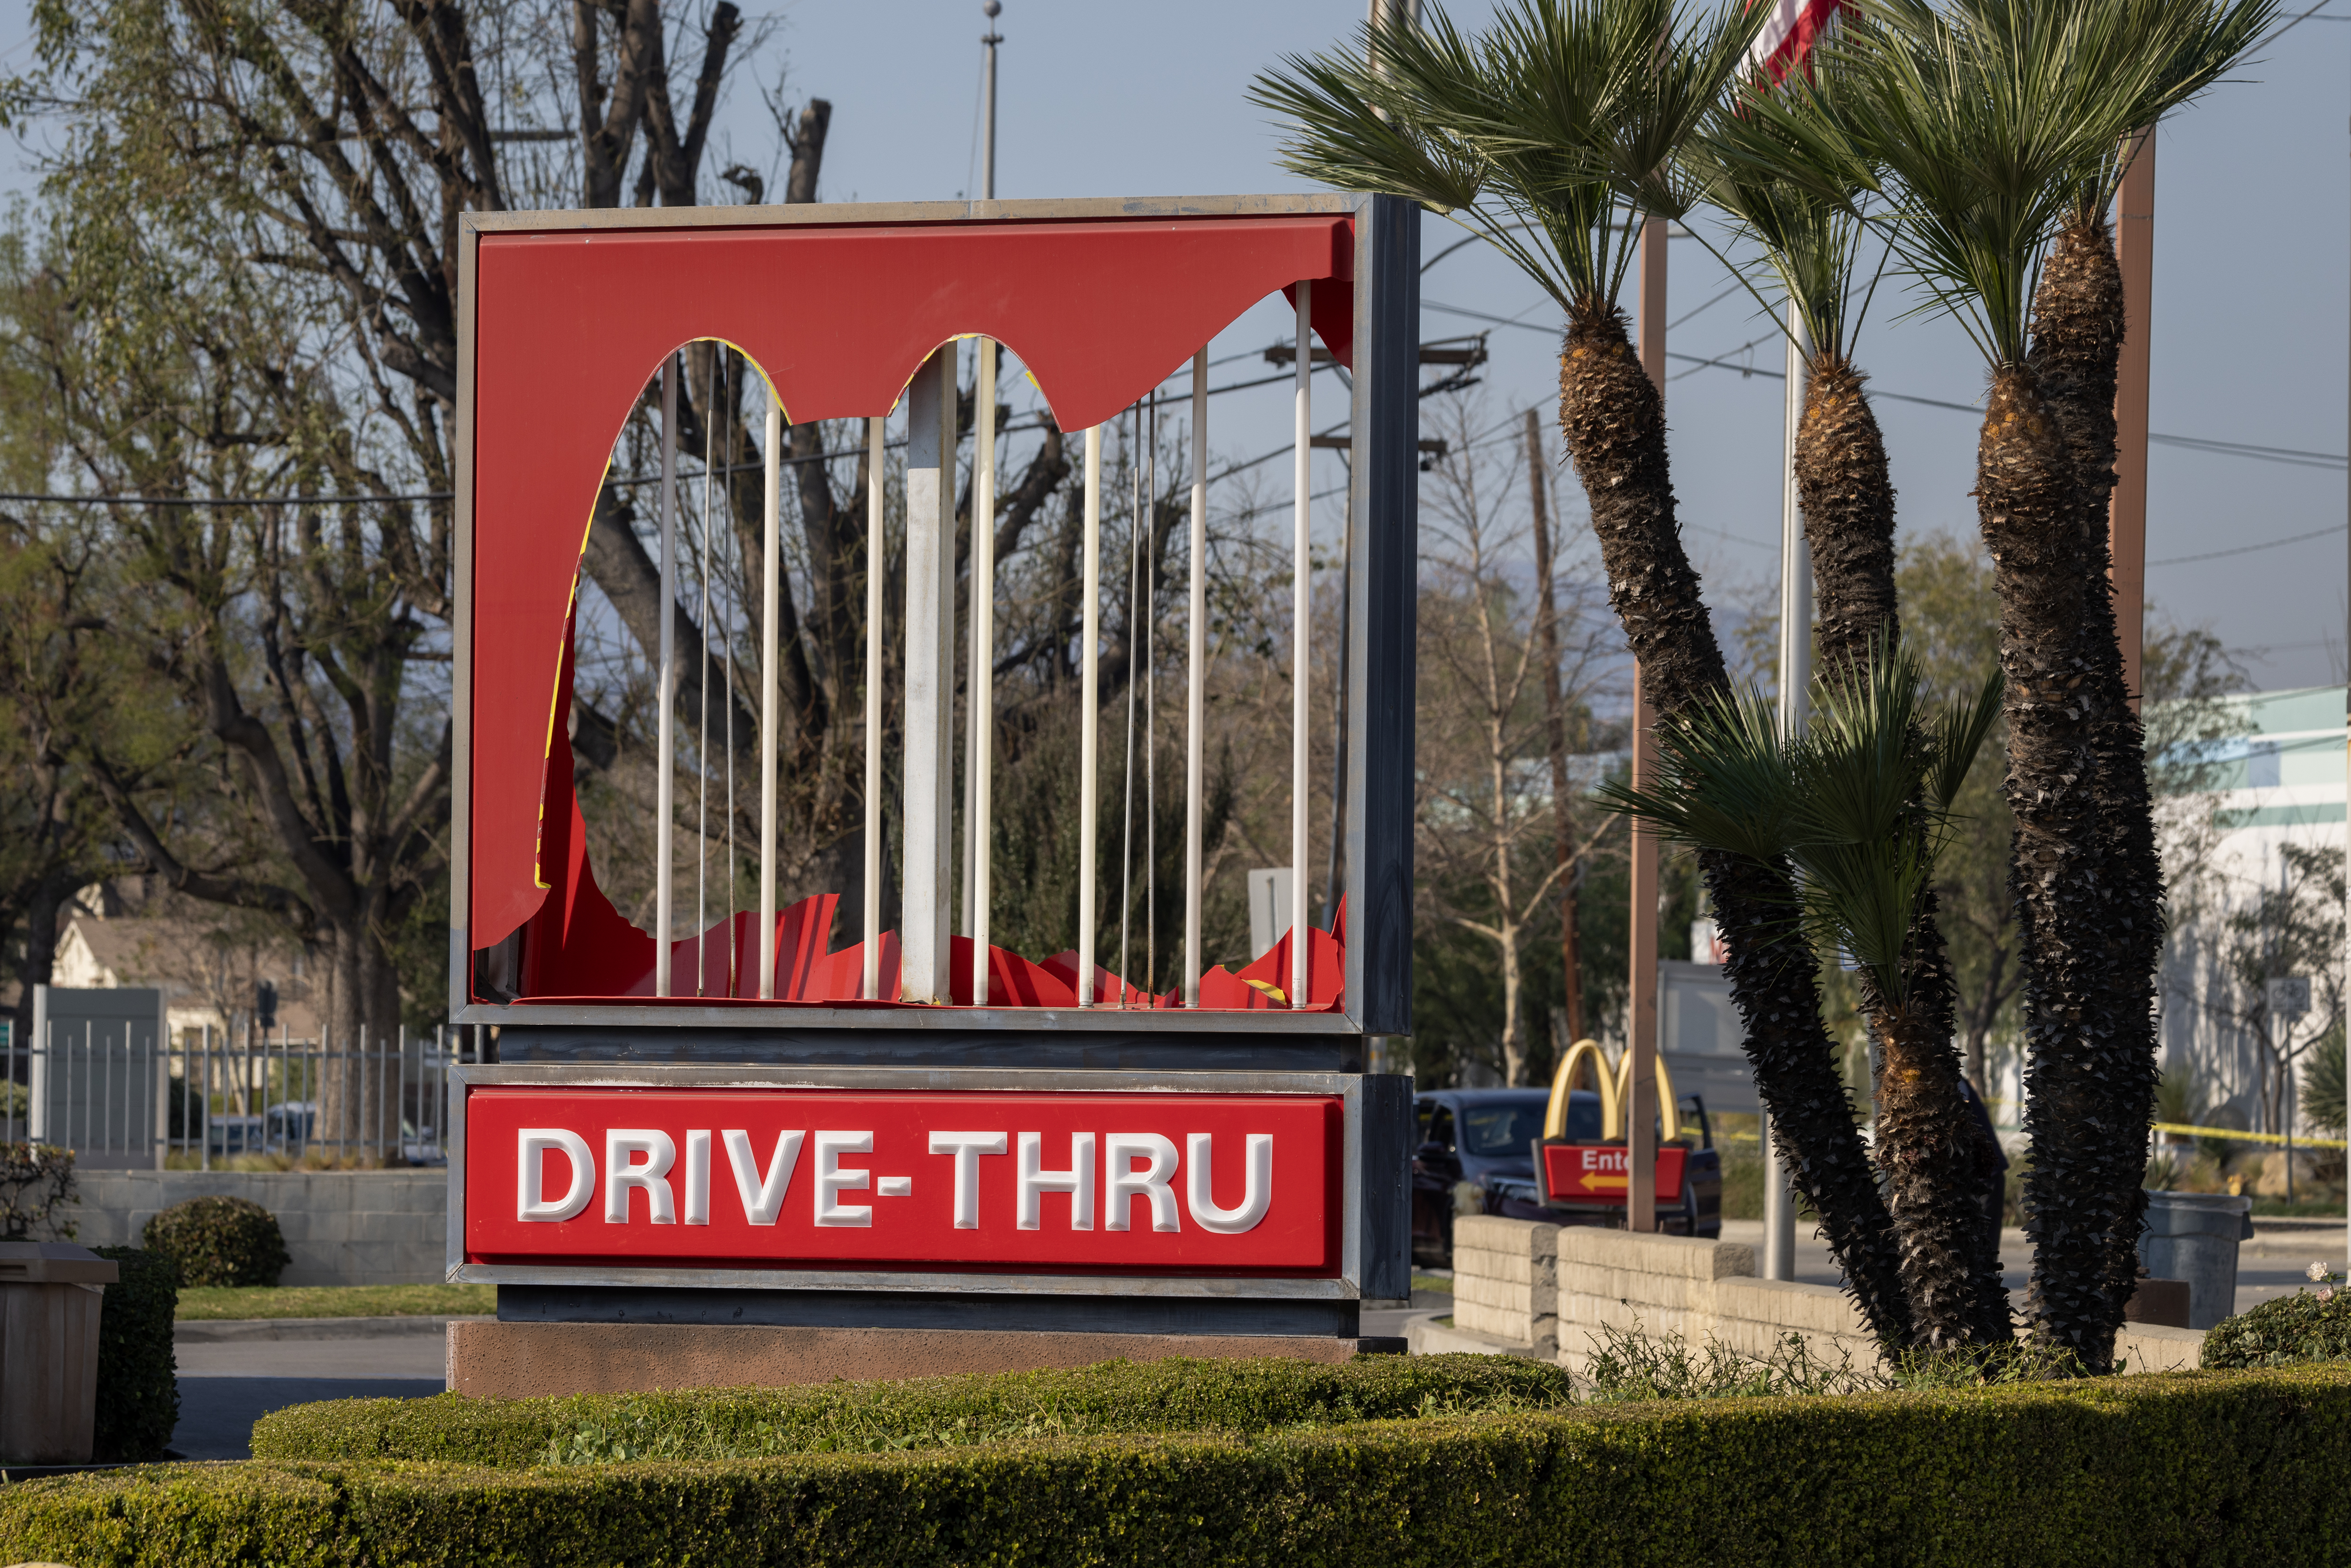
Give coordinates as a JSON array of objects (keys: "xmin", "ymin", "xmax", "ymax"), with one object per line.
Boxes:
[{"xmin": 169, "ymin": 1320, "xmax": 455, "ymax": 1461}]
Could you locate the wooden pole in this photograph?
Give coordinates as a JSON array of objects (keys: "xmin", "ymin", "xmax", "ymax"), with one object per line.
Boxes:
[
  {"xmin": 1526, "ymin": 408, "xmax": 1584, "ymax": 1047},
  {"xmin": 2111, "ymin": 126, "xmax": 2155, "ymax": 711},
  {"xmin": 1627, "ymin": 217, "xmax": 1666, "ymax": 1232}
]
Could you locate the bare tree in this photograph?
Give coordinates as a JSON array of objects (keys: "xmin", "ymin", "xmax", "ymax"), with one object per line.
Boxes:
[{"xmin": 1416, "ymin": 397, "xmax": 1616, "ymax": 1086}]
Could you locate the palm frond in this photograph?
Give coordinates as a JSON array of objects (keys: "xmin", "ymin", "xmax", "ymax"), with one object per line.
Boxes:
[
  {"xmin": 1832, "ymin": 0, "xmax": 2276, "ymax": 365},
  {"xmin": 1594, "ymin": 684, "xmax": 1796, "ymax": 867},
  {"xmin": 1689, "ymin": 39, "xmax": 1884, "ymax": 359},
  {"xmin": 1598, "ymin": 638, "xmax": 2002, "ymax": 1011},
  {"xmin": 1925, "ymin": 666, "xmax": 2004, "ymax": 812},
  {"xmin": 1252, "ymin": 0, "xmax": 1767, "ymax": 315}
]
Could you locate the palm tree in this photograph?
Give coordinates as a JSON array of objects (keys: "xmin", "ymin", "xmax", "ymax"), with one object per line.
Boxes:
[
  {"xmin": 1603, "ymin": 650, "xmax": 2005, "ymax": 1352},
  {"xmin": 1692, "ymin": 48, "xmax": 2016, "ymax": 1349},
  {"xmin": 2012, "ymin": 0, "xmax": 2271, "ymax": 1335},
  {"xmin": 1690, "ymin": 62, "xmax": 1900, "ymax": 684},
  {"xmin": 1252, "ymin": 0, "xmax": 1916, "ymax": 1352},
  {"xmin": 1813, "ymin": 0, "xmax": 2271, "ymax": 1368}
]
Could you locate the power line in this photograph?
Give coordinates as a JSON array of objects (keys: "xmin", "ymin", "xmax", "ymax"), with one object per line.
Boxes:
[
  {"xmin": 0, "ymin": 488, "xmax": 450, "ymax": 507},
  {"xmin": 2148, "ymin": 522, "xmax": 2348, "ymax": 567},
  {"xmin": 1430, "ymin": 296, "xmax": 2351, "ymax": 472},
  {"xmin": 0, "ymin": 356, "xmax": 1349, "ymax": 510}
]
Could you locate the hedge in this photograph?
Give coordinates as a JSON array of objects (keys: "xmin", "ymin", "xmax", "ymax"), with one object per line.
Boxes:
[
  {"xmin": 9, "ymin": 1366, "xmax": 2349, "ymax": 1567},
  {"xmin": 2204, "ymin": 1287, "xmax": 2351, "ymax": 1369},
  {"xmin": 89, "ymin": 1247, "xmax": 181, "ymax": 1463},
  {"xmin": 142, "ymin": 1194, "xmax": 291, "ymax": 1288},
  {"xmin": 253, "ymin": 1353, "xmax": 1577, "ymax": 1466}
]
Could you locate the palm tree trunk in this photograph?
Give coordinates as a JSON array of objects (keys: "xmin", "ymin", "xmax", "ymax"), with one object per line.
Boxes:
[
  {"xmin": 1976, "ymin": 356, "xmax": 2123, "ymax": 1369},
  {"xmin": 2024, "ymin": 210, "xmax": 2165, "ymax": 1359},
  {"xmin": 1558, "ymin": 302, "xmax": 1909, "ymax": 1349},
  {"xmin": 1874, "ymin": 890, "xmax": 2017, "ymax": 1347},
  {"xmin": 1796, "ymin": 355, "xmax": 1900, "ymax": 686},
  {"xmin": 1796, "ymin": 355, "xmax": 2014, "ymax": 1347}
]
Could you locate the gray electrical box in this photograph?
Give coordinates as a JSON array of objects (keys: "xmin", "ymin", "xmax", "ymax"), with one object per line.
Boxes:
[{"xmin": 1658, "ymin": 960, "xmax": 1755, "ymax": 1115}]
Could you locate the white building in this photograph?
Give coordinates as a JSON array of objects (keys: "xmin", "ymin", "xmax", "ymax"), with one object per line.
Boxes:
[
  {"xmin": 50, "ymin": 912, "xmax": 323, "ymax": 1046},
  {"xmin": 2155, "ymin": 684, "xmax": 2346, "ymax": 1139}
]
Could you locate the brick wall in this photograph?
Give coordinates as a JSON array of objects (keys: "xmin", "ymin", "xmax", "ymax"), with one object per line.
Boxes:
[
  {"xmin": 1437, "ymin": 1217, "xmax": 2208, "ymax": 1376},
  {"xmin": 1450, "ymin": 1215, "xmax": 1559, "ymax": 1355},
  {"xmin": 69, "ymin": 1170, "xmax": 446, "ymax": 1287}
]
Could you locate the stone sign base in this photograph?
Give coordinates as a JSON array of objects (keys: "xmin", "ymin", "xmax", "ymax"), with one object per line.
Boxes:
[{"xmin": 445, "ymin": 1320, "xmax": 1405, "ymax": 1398}]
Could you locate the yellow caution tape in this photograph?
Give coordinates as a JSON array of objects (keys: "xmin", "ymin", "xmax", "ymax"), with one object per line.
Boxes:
[{"xmin": 2151, "ymin": 1121, "xmax": 2348, "ymax": 1151}]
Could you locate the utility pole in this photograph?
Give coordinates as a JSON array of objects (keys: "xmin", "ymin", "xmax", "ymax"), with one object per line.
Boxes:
[
  {"xmin": 1764, "ymin": 304, "xmax": 1812, "ymax": 1283},
  {"xmin": 2111, "ymin": 125, "xmax": 2154, "ymax": 710},
  {"xmin": 963, "ymin": 0, "xmax": 1003, "ymax": 976},
  {"xmin": 981, "ymin": 1, "xmax": 1002, "ymax": 201},
  {"xmin": 1626, "ymin": 216, "xmax": 1666, "ymax": 1233},
  {"xmin": 1527, "ymin": 408, "xmax": 1586, "ymax": 1048}
]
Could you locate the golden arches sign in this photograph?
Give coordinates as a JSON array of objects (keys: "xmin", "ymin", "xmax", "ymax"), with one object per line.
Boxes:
[{"xmin": 1543, "ymin": 1039, "xmax": 1679, "ymax": 1144}]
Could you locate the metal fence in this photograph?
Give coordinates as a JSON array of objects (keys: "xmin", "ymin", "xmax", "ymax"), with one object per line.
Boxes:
[{"xmin": 6, "ymin": 1024, "xmax": 467, "ymax": 1170}]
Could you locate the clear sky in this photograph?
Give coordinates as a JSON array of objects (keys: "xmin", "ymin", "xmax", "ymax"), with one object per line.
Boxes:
[{"xmin": 4, "ymin": 1, "xmax": 2346, "ymax": 691}]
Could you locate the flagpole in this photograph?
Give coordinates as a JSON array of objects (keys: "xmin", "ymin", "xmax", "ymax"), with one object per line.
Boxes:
[{"xmin": 1765, "ymin": 304, "xmax": 1811, "ymax": 1283}]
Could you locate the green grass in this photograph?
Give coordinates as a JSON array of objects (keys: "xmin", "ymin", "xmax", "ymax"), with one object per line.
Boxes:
[
  {"xmin": 1410, "ymin": 1273, "xmax": 1454, "ymax": 1296},
  {"xmin": 174, "ymin": 1283, "xmax": 496, "ymax": 1320}
]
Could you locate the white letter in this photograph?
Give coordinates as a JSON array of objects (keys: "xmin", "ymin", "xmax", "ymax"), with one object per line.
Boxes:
[
  {"xmin": 723, "ymin": 1129, "xmax": 805, "ymax": 1226},
  {"xmin": 1104, "ymin": 1133, "xmax": 1181, "ymax": 1233},
  {"xmin": 1185, "ymin": 1133, "xmax": 1272, "ymax": 1234},
  {"xmin": 928, "ymin": 1131, "xmax": 1007, "ymax": 1229},
  {"xmin": 517, "ymin": 1129, "xmax": 594, "ymax": 1222},
  {"xmin": 1016, "ymin": 1131, "xmax": 1096, "ymax": 1231},
  {"xmin": 604, "ymin": 1129, "xmax": 677, "ymax": 1224},
  {"xmin": 682, "ymin": 1130, "xmax": 712, "ymax": 1225},
  {"xmin": 814, "ymin": 1131, "xmax": 874, "ymax": 1227}
]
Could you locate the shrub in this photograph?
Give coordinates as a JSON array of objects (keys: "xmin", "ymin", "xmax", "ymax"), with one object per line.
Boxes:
[
  {"xmin": 142, "ymin": 1194, "xmax": 291, "ymax": 1287},
  {"xmin": 0, "ymin": 1142, "xmax": 78, "ymax": 1239},
  {"xmin": 2205, "ymin": 1277, "xmax": 2351, "ymax": 1369},
  {"xmin": 90, "ymin": 1246, "xmax": 180, "ymax": 1463},
  {"xmin": 253, "ymin": 1353, "xmax": 1575, "ymax": 1466},
  {"xmin": 8, "ymin": 1367, "xmax": 2351, "ymax": 1566},
  {"xmin": 1579, "ymin": 1322, "xmax": 2096, "ymax": 1402}
]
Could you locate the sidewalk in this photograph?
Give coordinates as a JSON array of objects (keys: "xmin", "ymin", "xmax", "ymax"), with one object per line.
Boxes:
[{"xmin": 1719, "ymin": 1218, "xmax": 2336, "ymax": 1316}]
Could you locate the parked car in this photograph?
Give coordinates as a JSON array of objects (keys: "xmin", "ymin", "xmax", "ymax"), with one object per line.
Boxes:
[
  {"xmin": 267, "ymin": 1101, "xmax": 317, "ymax": 1150},
  {"xmin": 206, "ymin": 1113, "xmax": 267, "ymax": 1157},
  {"xmin": 1411, "ymin": 1087, "xmax": 1722, "ymax": 1269}
]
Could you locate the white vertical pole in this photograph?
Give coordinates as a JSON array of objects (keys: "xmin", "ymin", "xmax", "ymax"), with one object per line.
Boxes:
[
  {"xmin": 1291, "ymin": 281, "xmax": 1312, "ymax": 1010},
  {"xmin": 656, "ymin": 357, "xmax": 678, "ymax": 997},
  {"xmin": 901, "ymin": 346, "xmax": 958, "ymax": 1004},
  {"xmin": 1079, "ymin": 424, "xmax": 1103, "ymax": 1006},
  {"xmin": 759, "ymin": 386, "xmax": 781, "ymax": 998},
  {"xmin": 969, "ymin": 339, "xmax": 999, "ymax": 1005},
  {"xmin": 1185, "ymin": 348, "xmax": 1207, "ymax": 1009},
  {"xmin": 1764, "ymin": 303, "xmax": 1812, "ymax": 1283},
  {"xmin": 698, "ymin": 352, "xmax": 715, "ymax": 996},
  {"xmin": 863, "ymin": 415, "xmax": 885, "ymax": 1001}
]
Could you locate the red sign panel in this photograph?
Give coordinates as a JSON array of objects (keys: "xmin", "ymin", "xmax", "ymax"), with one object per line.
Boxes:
[
  {"xmin": 464, "ymin": 1087, "xmax": 1342, "ymax": 1276},
  {"xmin": 1539, "ymin": 1143, "xmax": 1689, "ymax": 1206}
]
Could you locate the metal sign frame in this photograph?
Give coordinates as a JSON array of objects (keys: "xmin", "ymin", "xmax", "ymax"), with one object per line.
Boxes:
[{"xmin": 445, "ymin": 192, "xmax": 1419, "ymax": 1046}]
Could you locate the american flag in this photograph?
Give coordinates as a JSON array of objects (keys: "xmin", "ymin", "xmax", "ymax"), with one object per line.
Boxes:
[{"xmin": 1744, "ymin": 0, "xmax": 1846, "ymax": 83}]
